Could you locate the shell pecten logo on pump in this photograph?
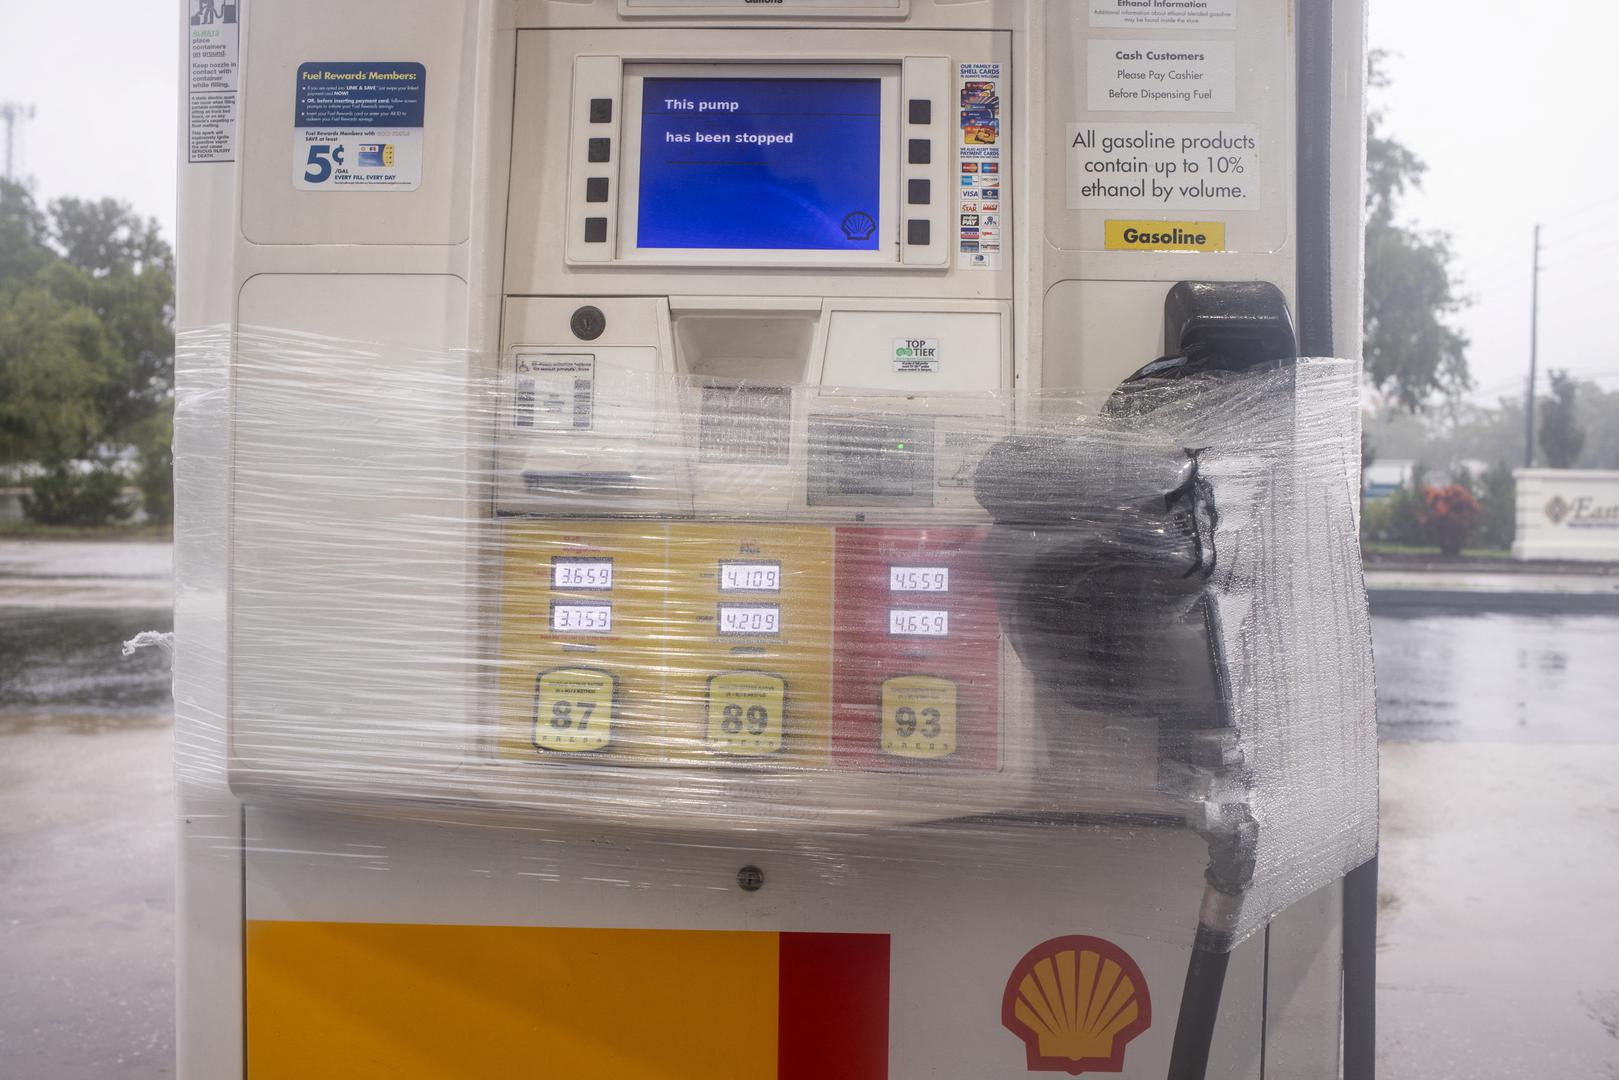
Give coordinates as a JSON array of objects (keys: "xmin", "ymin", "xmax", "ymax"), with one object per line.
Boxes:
[{"xmin": 1002, "ymin": 936, "xmax": 1152, "ymax": 1075}]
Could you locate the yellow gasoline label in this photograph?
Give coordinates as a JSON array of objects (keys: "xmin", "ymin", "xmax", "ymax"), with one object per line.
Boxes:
[
  {"xmin": 533, "ymin": 667, "xmax": 616, "ymax": 752},
  {"xmin": 704, "ymin": 671, "xmax": 788, "ymax": 755},
  {"xmin": 1103, "ymin": 220, "xmax": 1226, "ymax": 252},
  {"xmin": 880, "ymin": 675, "xmax": 958, "ymax": 759}
]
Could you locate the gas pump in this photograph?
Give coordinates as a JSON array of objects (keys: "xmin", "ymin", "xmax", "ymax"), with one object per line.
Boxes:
[{"xmin": 173, "ymin": 1, "xmax": 1375, "ymax": 1077}]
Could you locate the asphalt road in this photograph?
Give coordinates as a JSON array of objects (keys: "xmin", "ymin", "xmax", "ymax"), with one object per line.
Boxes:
[{"xmin": 1, "ymin": 569, "xmax": 1617, "ymax": 1077}]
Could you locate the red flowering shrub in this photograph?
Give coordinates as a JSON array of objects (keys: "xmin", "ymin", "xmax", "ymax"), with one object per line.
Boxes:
[{"xmin": 1421, "ymin": 484, "xmax": 1481, "ymax": 557}]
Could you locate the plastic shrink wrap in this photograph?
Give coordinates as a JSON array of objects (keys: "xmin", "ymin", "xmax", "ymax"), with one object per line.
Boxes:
[{"xmin": 174, "ymin": 324, "xmax": 1374, "ymax": 951}]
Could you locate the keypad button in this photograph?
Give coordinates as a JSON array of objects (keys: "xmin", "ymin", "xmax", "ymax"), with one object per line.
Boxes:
[
  {"xmin": 585, "ymin": 177, "xmax": 609, "ymax": 203},
  {"xmin": 587, "ymin": 138, "xmax": 610, "ymax": 163},
  {"xmin": 907, "ymin": 179, "xmax": 930, "ymax": 205},
  {"xmin": 908, "ymin": 99, "xmax": 932, "ymax": 125},
  {"xmin": 589, "ymin": 98, "xmax": 613, "ymax": 123},
  {"xmin": 584, "ymin": 217, "xmax": 608, "ymax": 243},
  {"xmin": 907, "ymin": 139, "xmax": 931, "ymax": 165},
  {"xmin": 907, "ymin": 219, "xmax": 931, "ymax": 246}
]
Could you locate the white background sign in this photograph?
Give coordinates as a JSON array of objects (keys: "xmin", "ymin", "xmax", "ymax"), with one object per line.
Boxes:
[
  {"xmin": 1090, "ymin": 0, "xmax": 1236, "ymax": 28},
  {"xmin": 1067, "ymin": 123, "xmax": 1259, "ymax": 210},
  {"xmin": 1087, "ymin": 40, "xmax": 1235, "ymax": 112}
]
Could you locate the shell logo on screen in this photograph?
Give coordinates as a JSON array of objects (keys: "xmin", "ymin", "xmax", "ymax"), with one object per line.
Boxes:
[{"xmin": 1001, "ymin": 935, "xmax": 1152, "ymax": 1075}]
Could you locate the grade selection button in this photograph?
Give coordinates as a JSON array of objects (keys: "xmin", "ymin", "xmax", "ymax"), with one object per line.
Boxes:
[
  {"xmin": 533, "ymin": 666, "xmax": 617, "ymax": 752},
  {"xmin": 880, "ymin": 675, "xmax": 958, "ymax": 759},
  {"xmin": 705, "ymin": 671, "xmax": 788, "ymax": 755}
]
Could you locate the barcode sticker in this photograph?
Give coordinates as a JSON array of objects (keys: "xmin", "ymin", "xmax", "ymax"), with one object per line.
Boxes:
[{"xmin": 512, "ymin": 353, "xmax": 595, "ymax": 433}]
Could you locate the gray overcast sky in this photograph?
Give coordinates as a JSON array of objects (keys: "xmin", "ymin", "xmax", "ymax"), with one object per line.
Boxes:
[{"xmin": 2, "ymin": 2, "xmax": 1615, "ymax": 404}]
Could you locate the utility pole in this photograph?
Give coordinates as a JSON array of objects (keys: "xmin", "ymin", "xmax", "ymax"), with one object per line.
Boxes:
[
  {"xmin": 1524, "ymin": 223, "xmax": 1542, "ymax": 469},
  {"xmin": 0, "ymin": 101, "xmax": 35, "ymax": 181}
]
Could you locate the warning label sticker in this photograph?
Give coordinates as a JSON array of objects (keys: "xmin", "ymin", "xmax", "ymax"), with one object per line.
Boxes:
[
  {"xmin": 1066, "ymin": 124, "xmax": 1258, "ymax": 211},
  {"xmin": 186, "ymin": 1, "xmax": 239, "ymax": 163},
  {"xmin": 514, "ymin": 353, "xmax": 594, "ymax": 432},
  {"xmin": 1089, "ymin": 0, "xmax": 1236, "ymax": 28},
  {"xmin": 293, "ymin": 62, "xmax": 425, "ymax": 191},
  {"xmin": 1087, "ymin": 40, "xmax": 1235, "ymax": 112}
]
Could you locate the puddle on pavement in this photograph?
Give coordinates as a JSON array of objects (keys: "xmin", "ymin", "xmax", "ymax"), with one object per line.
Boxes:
[
  {"xmin": 1374, "ymin": 611, "xmax": 1619, "ymax": 744},
  {"xmin": 0, "ymin": 607, "xmax": 173, "ymax": 723}
]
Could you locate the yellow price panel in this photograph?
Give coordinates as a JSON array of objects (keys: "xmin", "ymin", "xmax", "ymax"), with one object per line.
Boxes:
[
  {"xmin": 533, "ymin": 667, "xmax": 616, "ymax": 752},
  {"xmin": 704, "ymin": 672, "xmax": 787, "ymax": 755},
  {"xmin": 662, "ymin": 524, "xmax": 834, "ymax": 765},
  {"xmin": 497, "ymin": 522, "xmax": 669, "ymax": 761},
  {"xmin": 880, "ymin": 675, "xmax": 958, "ymax": 760}
]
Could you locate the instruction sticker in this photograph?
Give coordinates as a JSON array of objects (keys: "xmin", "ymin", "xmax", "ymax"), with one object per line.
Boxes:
[
  {"xmin": 293, "ymin": 62, "xmax": 425, "ymax": 190},
  {"xmin": 186, "ymin": 0, "xmax": 239, "ymax": 163},
  {"xmin": 1088, "ymin": 41, "xmax": 1235, "ymax": 112},
  {"xmin": 1090, "ymin": 0, "xmax": 1236, "ymax": 28},
  {"xmin": 1067, "ymin": 123, "xmax": 1258, "ymax": 210},
  {"xmin": 958, "ymin": 63, "xmax": 1004, "ymax": 271},
  {"xmin": 893, "ymin": 338, "xmax": 941, "ymax": 373},
  {"xmin": 513, "ymin": 353, "xmax": 595, "ymax": 432}
]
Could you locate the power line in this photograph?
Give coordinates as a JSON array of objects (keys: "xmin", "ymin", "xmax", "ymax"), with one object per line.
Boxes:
[{"xmin": 1524, "ymin": 224, "xmax": 1541, "ymax": 468}]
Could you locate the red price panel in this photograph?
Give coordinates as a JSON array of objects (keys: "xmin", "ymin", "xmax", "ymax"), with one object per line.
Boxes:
[{"xmin": 831, "ymin": 526, "xmax": 999, "ymax": 768}]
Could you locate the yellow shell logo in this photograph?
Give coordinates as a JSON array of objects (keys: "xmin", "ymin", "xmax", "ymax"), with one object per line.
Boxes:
[{"xmin": 1001, "ymin": 935, "xmax": 1152, "ymax": 1074}]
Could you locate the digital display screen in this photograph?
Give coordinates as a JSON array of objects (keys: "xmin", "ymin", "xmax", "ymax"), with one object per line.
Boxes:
[
  {"xmin": 889, "ymin": 566, "xmax": 949, "ymax": 593},
  {"xmin": 718, "ymin": 604, "xmax": 781, "ymax": 636},
  {"xmin": 552, "ymin": 558, "xmax": 613, "ymax": 590},
  {"xmin": 637, "ymin": 77, "xmax": 882, "ymax": 251},
  {"xmin": 551, "ymin": 602, "xmax": 613, "ymax": 634},
  {"xmin": 719, "ymin": 561, "xmax": 782, "ymax": 592},
  {"xmin": 889, "ymin": 609, "xmax": 949, "ymax": 637}
]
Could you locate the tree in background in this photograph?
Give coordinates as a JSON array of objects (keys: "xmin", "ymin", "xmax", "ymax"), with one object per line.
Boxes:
[
  {"xmin": 1474, "ymin": 462, "xmax": 1516, "ymax": 550},
  {"xmin": 0, "ymin": 180, "xmax": 174, "ymax": 525},
  {"xmin": 1363, "ymin": 52, "xmax": 1471, "ymax": 411},
  {"xmin": 1538, "ymin": 369, "xmax": 1585, "ymax": 469}
]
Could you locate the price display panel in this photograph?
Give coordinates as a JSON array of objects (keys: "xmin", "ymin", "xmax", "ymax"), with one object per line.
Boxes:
[
  {"xmin": 498, "ymin": 523, "xmax": 669, "ymax": 763},
  {"xmin": 663, "ymin": 526, "xmax": 834, "ymax": 765},
  {"xmin": 718, "ymin": 604, "xmax": 781, "ymax": 636},
  {"xmin": 832, "ymin": 527, "xmax": 1000, "ymax": 769},
  {"xmin": 889, "ymin": 609, "xmax": 949, "ymax": 637},
  {"xmin": 552, "ymin": 557, "xmax": 613, "ymax": 590},
  {"xmin": 889, "ymin": 566, "xmax": 949, "ymax": 593},
  {"xmin": 551, "ymin": 601, "xmax": 613, "ymax": 634},
  {"xmin": 719, "ymin": 560, "xmax": 782, "ymax": 593}
]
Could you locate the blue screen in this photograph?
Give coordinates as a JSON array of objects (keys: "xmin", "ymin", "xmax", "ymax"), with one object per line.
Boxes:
[{"xmin": 637, "ymin": 77, "xmax": 882, "ymax": 251}]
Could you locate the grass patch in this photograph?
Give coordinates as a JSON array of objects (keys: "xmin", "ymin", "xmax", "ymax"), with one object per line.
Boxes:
[
  {"xmin": 0, "ymin": 520, "xmax": 174, "ymax": 542},
  {"xmin": 1362, "ymin": 542, "xmax": 1512, "ymax": 560}
]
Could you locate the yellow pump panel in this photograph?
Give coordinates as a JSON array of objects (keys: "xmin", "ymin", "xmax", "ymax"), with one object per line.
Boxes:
[
  {"xmin": 661, "ymin": 525, "xmax": 835, "ymax": 764},
  {"xmin": 498, "ymin": 522, "xmax": 671, "ymax": 761}
]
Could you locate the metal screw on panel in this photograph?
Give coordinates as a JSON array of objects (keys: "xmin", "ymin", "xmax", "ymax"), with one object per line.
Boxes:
[
  {"xmin": 569, "ymin": 305, "xmax": 606, "ymax": 341},
  {"xmin": 737, "ymin": 865, "xmax": 765, "ymax": 892}
]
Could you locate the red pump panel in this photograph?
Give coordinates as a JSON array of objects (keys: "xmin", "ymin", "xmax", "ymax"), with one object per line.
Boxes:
[{"xmin": 832, "ymin": 526, "xmax": 1000, "ymax": 769}]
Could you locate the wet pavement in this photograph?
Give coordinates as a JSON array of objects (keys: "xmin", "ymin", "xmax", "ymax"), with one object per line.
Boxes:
[{"xmin": 2, "ymin": 543, "xmax": 1618, "ymax": 1078}]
